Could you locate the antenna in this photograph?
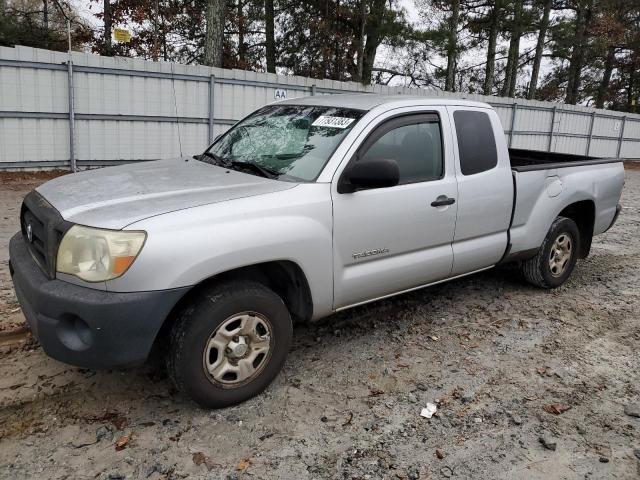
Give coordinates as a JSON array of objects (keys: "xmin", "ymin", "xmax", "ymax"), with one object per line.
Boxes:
[{"xmin": 170, "ymin": 61, "xmax": 184, "ymax": 158}]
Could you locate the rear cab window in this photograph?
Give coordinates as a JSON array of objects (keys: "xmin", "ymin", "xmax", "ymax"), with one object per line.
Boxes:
[{"xmin": 453, "ymin": 110, "xmax": 497, "ymax": 175}]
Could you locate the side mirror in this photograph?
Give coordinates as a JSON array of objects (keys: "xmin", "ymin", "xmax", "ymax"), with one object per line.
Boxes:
[{"xmin": 338, "ymin": 158, "xmax": 400, "ymax": 193}]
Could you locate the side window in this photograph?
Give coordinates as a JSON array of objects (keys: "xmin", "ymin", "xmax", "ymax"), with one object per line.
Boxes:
[
  {"xmin": 453, "ymin": 110, "xmax": 497, "ymax": 175},
  {"xmin": 360, "ymin": 120, "xmax": 443, "ymax": 184}
]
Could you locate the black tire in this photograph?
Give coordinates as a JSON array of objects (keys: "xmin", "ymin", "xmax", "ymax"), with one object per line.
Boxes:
[
  {"xmin": 167, "ymin": 281, "xmax": 292, "ymax": 408},
  {"xmin": 521, "ymin": 216, "xmax": 580, "ymax": 289}
]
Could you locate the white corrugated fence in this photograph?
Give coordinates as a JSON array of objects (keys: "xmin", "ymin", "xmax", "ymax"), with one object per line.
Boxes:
[{"xmin": 1, "ymin": 45, "xmax": 638, "ymax": 170}]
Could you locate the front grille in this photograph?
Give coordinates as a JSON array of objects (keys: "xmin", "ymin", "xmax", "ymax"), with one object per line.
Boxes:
[{"xmin": 20, "ymin": 191, "xmax": 70, "ymax": 279}]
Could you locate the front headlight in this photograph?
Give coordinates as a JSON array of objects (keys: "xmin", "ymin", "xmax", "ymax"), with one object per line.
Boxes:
[{"xmin": 56, "ymin": 225, "xmax": 146, "ymax": 282}]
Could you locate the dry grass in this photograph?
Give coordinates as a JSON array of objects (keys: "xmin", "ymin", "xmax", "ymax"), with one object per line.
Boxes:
[
  {"xmin": 0, "ymin": 171, "xmax": 67, "ymax": 185},
  {"xmin": 624, "ymin": 160, "xmax": 640, "ymax": 171}
]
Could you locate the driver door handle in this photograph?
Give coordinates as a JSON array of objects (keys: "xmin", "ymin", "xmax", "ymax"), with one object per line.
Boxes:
[{"xmin": 431, "ymin": 195, "xmax": 456, "ymax": 207}]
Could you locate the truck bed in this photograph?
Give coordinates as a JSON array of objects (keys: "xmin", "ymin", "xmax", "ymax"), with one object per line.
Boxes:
[
  {"xmin": 509, "ymin": 148, "xmax": 622, "ymax": 172},
  {"xmin": 506, "ymin": 149, "xmax": 624, "ymax": 263}
]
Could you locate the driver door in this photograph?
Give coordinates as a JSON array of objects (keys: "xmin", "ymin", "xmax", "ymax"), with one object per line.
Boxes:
[{"xmin": 331, "ymin": 109, "xmax": 458, "ymax": 309}]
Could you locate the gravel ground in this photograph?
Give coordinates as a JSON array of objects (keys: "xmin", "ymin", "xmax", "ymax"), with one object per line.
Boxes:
[{"xmin": 0, "ymin": 166, "xmax": 639, "ymax": 480}]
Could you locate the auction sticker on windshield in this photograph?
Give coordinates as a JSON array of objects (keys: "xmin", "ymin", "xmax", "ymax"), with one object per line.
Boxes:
[{"xmin": 312, "ymin": 116, "xmax": 356, "ymax": 129}]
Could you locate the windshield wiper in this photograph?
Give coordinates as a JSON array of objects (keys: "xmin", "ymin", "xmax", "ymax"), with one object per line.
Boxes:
[
  {"xmin": 262, "ymin": 153, "xmax": 302, "ymax": 160},
  {"xmin": 198, "ymin": 152, "xmax": 280, "ymax": 179},
  {"xmin": 199, "ymin": 151, "xmax": 231, "ymax": 167},
  {"xmin": 230, "ymin": 161, "xmax": 280, "ymax": 179}
]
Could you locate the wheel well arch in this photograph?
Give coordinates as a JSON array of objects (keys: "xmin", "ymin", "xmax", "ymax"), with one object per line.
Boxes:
[
  {"xmin": 151, "ymin": 260, "xmax": 313, "ymax": 358},
  {"xmin": 558, "ymin": 200, "xmax": 595, "ymax": 258}
]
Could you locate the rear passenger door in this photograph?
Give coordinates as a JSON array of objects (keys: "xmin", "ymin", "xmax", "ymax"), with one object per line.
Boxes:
[
  {"xmin": 331, "ymin": 109, "xmax": 458, "ymax": 309},
  {"xmin": 448, "ymin": 107, "xmax": 514, "ymax": 275}
]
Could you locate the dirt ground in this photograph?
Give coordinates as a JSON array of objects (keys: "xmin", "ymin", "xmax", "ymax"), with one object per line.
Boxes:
[{"xmin": 0, "ymin": 166, "xmax": 639, "ymax": 480}]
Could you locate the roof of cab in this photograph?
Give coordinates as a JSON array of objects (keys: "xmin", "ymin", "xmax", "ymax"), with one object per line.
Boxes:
[{"xmin": 276, "ymin": 93, "xmax": 492, "ymax": 111}]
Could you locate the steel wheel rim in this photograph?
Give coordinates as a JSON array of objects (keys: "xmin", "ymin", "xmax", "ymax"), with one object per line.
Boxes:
[
  {"xmin": 203, "ymin": 312, "xmax": 273, "ymax": 388},
  {"xmin": 548, "ymin": 233, "xmax": 573, "ymax": 277}
]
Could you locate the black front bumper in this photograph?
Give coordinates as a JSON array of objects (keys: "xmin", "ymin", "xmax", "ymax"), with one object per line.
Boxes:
[{"xmin": 9, "ymin": 233, "xmax": 189, "ymax": 369}]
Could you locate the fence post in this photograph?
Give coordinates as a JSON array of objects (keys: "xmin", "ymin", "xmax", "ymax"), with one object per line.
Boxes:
[
  {"xmin": 311, "ymin": 84, "xmax": 316, "ymax": 96},
  {"xmin": 586, "ymin": 111, "xmax": 595, "ymax": 156},
  {"xmin": 208, "ymin": 75, "xmax": 216, "ymax": 144},
  {"xmin": 547, "ymin": 106, "xmax": 557, "ymax": 152},
  {"xmin": 616, "ymin": 116, "xmax": 626, "ymax": 158},
  {"xmin": 67, "ymin": 60, "xmax": 76, "ymax": 172},
  {"xmin": 509, "ymin": 102, "xmax": 518, "ymax": 148}
]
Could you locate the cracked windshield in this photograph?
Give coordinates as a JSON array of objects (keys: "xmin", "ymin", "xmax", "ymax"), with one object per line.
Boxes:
[{"xmin": 203, "ymin": 105, "xmax": 364, "ymax": 181}]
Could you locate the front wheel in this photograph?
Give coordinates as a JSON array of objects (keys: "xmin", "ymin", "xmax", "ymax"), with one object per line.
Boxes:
[
  {"xmin": 521, "ymin": 216, "xmax": 580, "ymax": 289},
  {"xmin": 167, "ymin": 281, "xmax": 292, "ymax": 408}
]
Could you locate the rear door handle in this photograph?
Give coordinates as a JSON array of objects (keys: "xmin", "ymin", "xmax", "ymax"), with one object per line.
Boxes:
[{"xmin": 431, "ymin": 195, "xmax": 456, "ymax": 207}]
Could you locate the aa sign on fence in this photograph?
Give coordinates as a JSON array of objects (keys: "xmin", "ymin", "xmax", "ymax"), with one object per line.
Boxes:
[
  {"xmin": 274, "ymin": 89, "xmax": 287, "ymax": 100},
  {"xmin": 113, "ymin": 29, "xmax": 132, "ymax": 43}
]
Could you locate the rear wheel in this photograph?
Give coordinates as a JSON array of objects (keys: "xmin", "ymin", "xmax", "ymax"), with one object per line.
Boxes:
[
  {"xmin": 167, "ymin": 281, "xmax": 292, "ymax": 408},
  {"xmin": 521, "ymin": 216, "xmax": 580, "ymax": 289}
]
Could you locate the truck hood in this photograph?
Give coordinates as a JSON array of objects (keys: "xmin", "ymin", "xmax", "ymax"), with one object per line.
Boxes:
[{"xmin": 36, "ymin": 158, "xmax": 297, "ymax": 229}]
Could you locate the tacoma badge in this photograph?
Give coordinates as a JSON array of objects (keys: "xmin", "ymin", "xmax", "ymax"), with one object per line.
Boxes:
[{"xmin": 352, "ymin": 248, "xmax": 389, "ymax": 260}]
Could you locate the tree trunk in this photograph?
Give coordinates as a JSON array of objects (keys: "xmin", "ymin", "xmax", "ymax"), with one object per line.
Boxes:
[
  {"xmin": 527, "ymin": 0, "xmax": 552, "ymax": 99},
  {"xmin": 445, "ymin": 0, "xmax": 460, "ymax": 92},
  {"xmin": 103, "ymin": 0, "xmax": 113, "ymax": 55},
  {"xmin": 321, "ymin": 0, "xmax": 330, "ymax": 78},
  {"xmin": 595, "ymin": 46, "xmax": 615, "ymax": 108},
  {"xmin": 361, "ymin": 0, "xmax": 385, "ymax": 84},
  {"xmin": 333, "ymin": 0, "xmax": 342, "ymax": 81},
  {"xmin": 483, "ymin": 0, "xmax": 501, "ymax": 95},
  {"xmin": 204, "ymin": 0, "xmax": 225, "ymax": 67},
  {"xmin": 152, "ymin": 0, "xmax": 160, "ymax": 60},
  {"xmin": 628, "ymin": 56, "xmax": 637, "ymax": 112},
  {"xmin": 356, "ymin": 0, "xmax": 366, "ymax": 81},
  {"xmin": 237, "ymin": 0, "xmax": 246, "ymax": 66},
  {"xmin": 43, "ymin": 0, "xmax": 49, "ymax": 48},
  {"xmin": 264, "ymin": 0, "xmax": 275, "ymax": 73},
  {"xmin": 565, "ymin": 0, "xmax": 593, "ymax": 105},
  {"xmin": 161, "ymin": 8, "xmax": 168, "ymax": 61},
  {"xmin": 502, "ymin": 0, "xmax": 522, "ymax": 97}
]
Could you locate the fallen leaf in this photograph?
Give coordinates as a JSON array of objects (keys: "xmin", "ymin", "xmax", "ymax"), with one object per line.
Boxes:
[
  {"xmin": 114, "ymin": 434, "xmax": 130, "ymax": 451},
  {"xmin": 342, "ymin": 412, "xmax": 353, "ymax": 426},
  {"xmin": 98, "ymin": 411, "xmax": 128, "ymax": 430},
  {"xmin": 436, "ymin": 449, "xmax": 445, "ymax": 459},
  {"xmin": 237, "ymin": 458, "xmax": 251, "ymax": 471},
  {"xmin": 193, "ymin": 452, "xmax": 207, "ymax": 466},
  {"xmin": 543, "ymin": 403, "xmax": 571, "ymax": 415},
  {"xmin": 192, "ymin": 452, "xmax": 216, "ymax": 471}
]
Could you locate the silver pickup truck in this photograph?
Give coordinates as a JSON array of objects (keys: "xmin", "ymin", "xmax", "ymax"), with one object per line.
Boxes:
[{"xmin": 9, "ymin": 95, "xmax": 624, "ymax": 408}]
